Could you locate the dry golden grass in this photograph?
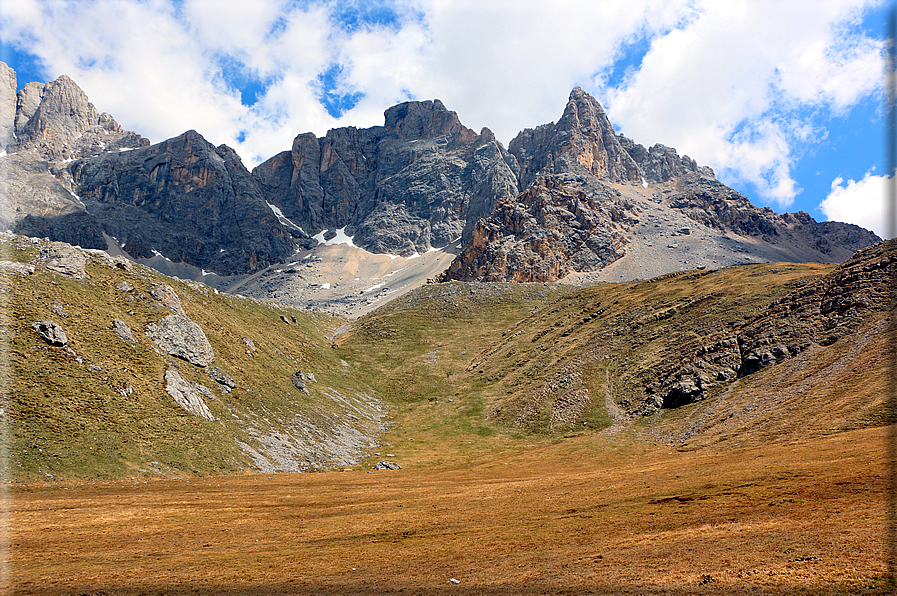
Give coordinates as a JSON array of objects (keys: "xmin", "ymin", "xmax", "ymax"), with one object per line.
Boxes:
[{"xmin": 10, "ymin": 425, "xmax": 890, "ymax": 595}]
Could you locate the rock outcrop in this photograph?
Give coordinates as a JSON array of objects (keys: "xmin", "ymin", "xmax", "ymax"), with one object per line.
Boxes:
[
  {"xmin": 442, "ymin": 88, "xmax": 881, "ymax": 283},
  {"xmin": 146, "ymin": 313, "xmax": 215, "ymax": 367},
  {"xmin": 253, "ymin": 100, "xmax": 519, "ymax": 256},
  {"xmin": 440, "ymin": 175, "xmax": 633, "ymax": 282},
  {"xmin": 652, "ymin": 238, "xmax": 896, "ymax": 409}
]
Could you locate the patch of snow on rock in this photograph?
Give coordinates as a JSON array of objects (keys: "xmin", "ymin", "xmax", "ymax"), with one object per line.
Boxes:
[
  {"xmin": 313, "ymin": 227, "xmax": 357, "ymax": 247},
  {"xmin": 267, "ymin": 202, "xmax": 306, "ymax": 234}
]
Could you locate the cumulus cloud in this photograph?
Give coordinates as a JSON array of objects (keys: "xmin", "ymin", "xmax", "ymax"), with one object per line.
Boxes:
[
  {"xmin": 603, "ymin": 0, "xmax": 884, "ymax": 209},
  {"xmin": 0, "ymin": 0, "xmax": 885, "ymax": 191},
  {"xmin": 820, "ymin": 172, "xmax": 892, "ymax": 239}
]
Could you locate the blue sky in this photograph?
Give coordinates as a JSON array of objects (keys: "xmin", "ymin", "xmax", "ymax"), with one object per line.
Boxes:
[{"xmin": 0, "ymin": 0, "xmax": 892, "ymax": 236}]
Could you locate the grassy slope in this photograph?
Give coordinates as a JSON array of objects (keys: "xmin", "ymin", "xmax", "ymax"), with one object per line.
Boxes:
[
  {"xmin": 339, "ymin": 258, "xmax": 893, "ymax": 463},
  {"xmin": 7, "ymin": 239, "xmax": 894, "ymax": 594},
  {"xmin": 336, "ymin": 281, "xmax": 574, "ymax": 466},
  {"xmin": 2, "ymin": 236, "xmax": 378, "ymax": 481},
  {"xmin": 4, "ymin": 231, "xmax": 893, "ymax": 479}
]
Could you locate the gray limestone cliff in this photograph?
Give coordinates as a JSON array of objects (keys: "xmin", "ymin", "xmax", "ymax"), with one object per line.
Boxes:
[
  {"xmin": 443, "ymin": 88, "xmax": 881, "ymax": 283},
  {"xmin": 253, "ymin": 99, "xmax": 520, "ymax": 256},
  {"xmin": 70, "ymin": 130, "xmax": 299, "ymax": 275}
]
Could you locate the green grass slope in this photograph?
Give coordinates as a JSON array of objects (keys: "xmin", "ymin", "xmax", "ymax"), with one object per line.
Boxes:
[
  {"xmin": 5, "ymin": 231, "xmax": 893, "ymax": 481},
  {"xmin": 2, "ymin": 234, "xmax": 383, "ymax": 481},
  {"xmin": 339, "ymin": 239, "xmax": 895, "ymax": 461}
]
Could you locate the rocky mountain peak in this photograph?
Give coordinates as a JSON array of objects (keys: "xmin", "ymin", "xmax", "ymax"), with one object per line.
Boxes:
[
  {"xmin": 509, "ymin": 87, "xmax": 642, "ymax": 188},
  {"xmin": 383, "ymin": 99, "xmax": 478, "ymax": 144},
  {"xmin": 0, "ymin": 62, "xmax": 147, "ymax": 162}
]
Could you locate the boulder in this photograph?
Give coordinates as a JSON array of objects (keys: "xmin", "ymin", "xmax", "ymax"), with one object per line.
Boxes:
[
  {"xmin": 373, "ymin": 461, "xmax": 401, "ymax": 470},
  {"xmin": 164, "ymin": 367, "xmax": 215, "ymax": 420},
  {"xmin": 40, "ymin": 242, "xmax": 89, "ymax": 279},
  {"xmin": 112, "ymin": 318, "xmax": 138, "ymax": 344},
  {"xmin": 32, "ymin": 320, "xmax": 67, "ymax": 346},
  {"xmin": 145, "ymin": 314, "xmax": 214, "ymax": 367},
  {"xmin": 292, "ymin": 371, "xmax": 310, "ymax": 395}
]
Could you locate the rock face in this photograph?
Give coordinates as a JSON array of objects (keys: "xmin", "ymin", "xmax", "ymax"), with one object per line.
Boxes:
[
  {"xmin": 145, "ymin": 314, "xmax": 215, "ymax": 367},
  {"xmin": 253, "ymin": 100, "xmax": 519, "ymax": 256},
  {"xmin": 440, "ymin": 175, "xmax": 633, "ymax": 282},
  {"xmin": 0, "ymin": 62, "xmax": 16, "ymax": 153},
  {"xmin": 663, "ymin": 176, "xmax": 880, "ymax": 262},
  {"xmin": 70, "ymin": 131, "xmax": 298, "ymax": 275},
  {"xmin": 0, "ymin": 63, "xmax": 295, "ymax": 276},
  {"xmin": 0, "ymin": 61, "xmax": 148, "ymax": 238},
  {"xmin": 442, "ymin": 87, "xmax": 881, "ymax": 283},
  {"xmin": 2, "ymin": 62, "xmax": 882, "ymax": 285},
  {"xmin": 509, "ymin": 87, "xmax": 643, "ymax": 189}
]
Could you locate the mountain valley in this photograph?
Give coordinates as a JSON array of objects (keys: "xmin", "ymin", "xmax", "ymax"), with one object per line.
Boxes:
[{"xmin": 1, "ymin": 62, "xmax": 893, "ymax": 595}]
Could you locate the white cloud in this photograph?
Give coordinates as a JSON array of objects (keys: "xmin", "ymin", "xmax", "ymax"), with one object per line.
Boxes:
[
  {"xmin": 820, "ymin": 172, "xmax": 892, "ymax": 239},
  {"xmin": 604, "ymin": 0, "xmax": 885, "ymax": 208}
]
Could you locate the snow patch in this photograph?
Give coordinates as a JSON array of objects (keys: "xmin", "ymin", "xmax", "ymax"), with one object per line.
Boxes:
[
  {"xmin": 642, "ymin": 178, "xmax": 649, "ymax": 188},
  {"xmin": 313, "ymin": 227, "xmax": 357, "ymax": 247},
  {"xmin": 321, "ymin": 283, "xmax": 331, "ymax": 289},
  {"xmin": 201, "ymin": 269, "xmax": 213, "ymax": 276},
  {"xmin": 267, "ymin": 202, "xmax": 306, "ymax": 234},
  {"xmin": 151, "ymin": 249, "xmax": 171, "ymax": 262},
  {"xmin": 0, "ymin": 150, "xmax": 6, "ymax": 158},
  {"xmin": 364, "ymin": 283, "xmax": 385, "ymax": 293},
  {"xmin": 383, "ymin": 267, "xmax": 405, "ymax": 278},
  {"xmin": 68, "ymin": 190, "xmax": 85, "ymax": 208}
]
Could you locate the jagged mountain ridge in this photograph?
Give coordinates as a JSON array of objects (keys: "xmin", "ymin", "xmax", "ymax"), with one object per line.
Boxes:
[
  {"xmin": 440, "ymin": 88, "xmax": 879, "ymax": 283},
  {"xmin": 0, "ymin": 62, "xmax": 880, "ymax": 286},
  {"xmin": 252, "ymin": 99, "xmax": 519, "ymax": 256}
]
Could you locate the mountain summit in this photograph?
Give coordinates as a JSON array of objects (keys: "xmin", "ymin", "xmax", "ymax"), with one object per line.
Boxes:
[
  {"xmin": 439, "ymin": 88, "xmax": 879, "ymax": 283},
  {"xmin": 0, "ymin": 65, "xmax": 881, "ymax": 293}
]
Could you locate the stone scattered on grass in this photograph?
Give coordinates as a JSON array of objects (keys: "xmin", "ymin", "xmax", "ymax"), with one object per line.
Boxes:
[
  {"xmin": 373, "ymin": 461, "xmax": 401, "ymax": 470},
  {"xmin": 164, "ymin": 367, "xmax": 215, "ymax": 421},
  {"xmin": 32, "ymin": 320, "xmax": 67, "ymax": 346},
  {"xmin": 48, "ymin": 301, "xmax": 68, "ymax": 318},
  {"xmin": 208, "ymin": 366, "xmax": 236, "ymax": 393},
  {"xmin": 112, "ymin": 319, "xmax": 138, "ymax": 344}
]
